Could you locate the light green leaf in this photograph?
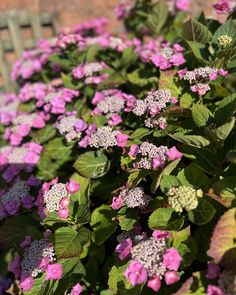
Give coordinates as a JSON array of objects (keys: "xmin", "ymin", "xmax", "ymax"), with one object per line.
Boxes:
[
  {"xmin": 192, "ymin": 104, "xmax": 212, "ymax": 127},
  {"xmin": 148, "ymin": 208, "xmax": 184, "ymax": 230}
]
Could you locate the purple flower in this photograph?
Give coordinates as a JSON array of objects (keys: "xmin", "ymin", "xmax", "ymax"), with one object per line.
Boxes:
[
  {"xmin": 164, "ymin": 271, "xmax": 180, "ymax": 285},
  {"xmin": 75, "ymin": 119, "xmax": 87, "ymax": 132},
  {"xmin": 147, "ymin": 275, "xmax": 161, "ymax": 292},
  {"xmin": 115, "ymin": 238, "xmax": 132, "ymax": 260},
  {"xmin": 4, "ymin": 200, "xmax": 21, "ymax": 215},
  {"xmin": 8, "ymin": 256, "xmax": 21, "ymax": 278},
  {"xmin": 166, "ymin": 147, "xmax": 183, "ymax": 161},
  {"xmin": 45, "ymin": 263, "xmax": 63, "ymax": 280},
  {"xmin": 128, "ymin": 144, "xmax": 139, "ymax": 157},
  {"xmin": 207, "ymin": 285, "xmax": 223, "ymax": 295},
  {"xmin": 207, "ymin": 263, "xmax": 220, "ymax": 279},
  {"xmin": 20, "ymin": 235, "xmax": 31, "ymax": 248},
  {"xmin": 152, "ymin": 230, "xmax": 172, "ymax": 239},
  {"xmin": 124, "ymin": 260, "xmax": 148, "ymax": 286},
  {"xmin": 163, "ymin": 248, "xmax": 182, "ymax": 271}
]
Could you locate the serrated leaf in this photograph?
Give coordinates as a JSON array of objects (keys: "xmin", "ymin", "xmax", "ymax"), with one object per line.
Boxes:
[
  {"xmin": 73, "ymin": 151, "xmax": 110, "ymax": 179},
  {"xmin": 214, "ymin": 93, "xmax": 236, "ymax": 124},
  {"xmin": 183, "ymin": 18, "xmax": 212, "ymax": 44},
  {"xmin": 192, "ymin": 104, "xmax": 212, "ymax": 127},
  {"xmin": 213, "ymin": 176, "xmax": 236, "ymax": 198},
  {"xmin": 188, "ymin": 198, "xmax": 216, "ymax": 225},
  {"xmin": 148, "ymin": 208, "xmax": 184, "ymax": 230},
  {"xmin": 208, "ymin": 208, "xmax": 236, "ymax": 271},
  {"xmin": 160, "ymin": 175, "xmax": 182, "ymax": 193},
  {"xmin": 170, "ymin": 133, "xmax": 210, "ymax": 147},
  {"xmin": 215, "ymin": 116, "xmax": 235, "ymax": 141},
  {"xmin": 55, "ymin": 227, "xmax": 82, "ymax": 259}
]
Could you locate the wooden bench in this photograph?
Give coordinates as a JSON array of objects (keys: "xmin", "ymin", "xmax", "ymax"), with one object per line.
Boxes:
[{"xmin": 0, "ymin": 11, "xmax": 59, "ymax": 92}]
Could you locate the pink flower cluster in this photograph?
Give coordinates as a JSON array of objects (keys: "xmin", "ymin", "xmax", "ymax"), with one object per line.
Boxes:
[
  {"xmin": 0, "ymin": 93, "xmax": 19, "ymax": 125},
  {"xmin": 72, "ymin": 62, "xmax": 109, "ymax": 85},
  {"xmin": 213, "ymin": 0, "xmax": 236, "ymax": 14},
  {"xmin": 178, "ymin": 67, "xmax": 228, "ymax": 96},
  {"xmin": 8, "ymin": 236, "xmax": 62, "ymax": 292},
  {"xmin": 0, "ymin": 142, "xmax": 43, "ymax": 182},
  {"xmin": 91, "ymin": 89, "xmax": 136, "ymax": 126},
  {"xmin": 128, "ymin": 142, "xmax": 182, "ymax": 170},
  {"xmin": 135, "ymin": 38, "xmax": 185, "ymax": 70},
  {"xmin": 0, "ymin": 176, "xmax": 40, "ymax": 219},
  {"xmin": 131, "ymin": 89, "xmax": 178, "ymax": 129},
  {"xmin": 115, "ymin": 230, "xmax": 182, "ymax": 291},
  {"xmin": 35, "ymin": 177, "xmax": 80, "ymax": 219}
]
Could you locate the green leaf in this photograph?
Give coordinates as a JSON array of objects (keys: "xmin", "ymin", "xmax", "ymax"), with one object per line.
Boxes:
[
  {"xmin": 71, "ymin": 173, "xmax": 91, "ymax": 205},
  {"xmin": 213, "ymin": 176, "xmax": 236, "ymax": 198},
  {"xmin": 90, "ymin": 204, "xmax": 117, "ymax": 245},
  {"xmin": 54, "ymin": 227, "xmax": 82, "ymax": 259},
  {"xmin": 172, "ymin": 226, "xmax": 197, "ymax": 267},
  {"xmin": 208, "ymin": 208, "xmax": 236, "ymax": 271},
  {"xmin": 45, "ymin": 137, "xmax": 74, "ymax": 160},
  {"xmin": 180, "ymin": 93, "xmax": 193, "ymax": 108},
  {"xmin": 127, "ymin": 69, "xmax": 157, "ymax": 86},
  {"xmin": 170, "ymin": 133, "xmax": 210, "ymax": 147},
  {"xmin": 73, "ymin": 150, "xmax": 110, "ymax": 179},
  {"xmin": 183, "ymin": 18, "xmax": 212, "ymax": 44},
  {"xmin": 192, "ymin": 104, "xmax": 212, "ymax": 127},
  {"xmin": 214, "ymin": 93, "xmax": 236, "ymax": 124},
  {"xmin": 117, "ymin": 207, "xmax": 138, "ymax": 231},
  {"xmin": 146, "ymin": 0, "xmax": 168, "ymax": 34},
  {"xmin": 31, "ymin": 124, "xmax": 56, "ymax": 144},
  {"xmin": 215, "ymin": 117, "xmax": 235, "ymax": 141},
  {"xmin": 212, "ymin": 19, "xmax": 236, "ymax": 47},
  {"xmin": 148, "ymin": 208, "xmax": 184, "ymax": 230},
  {"xmin": 159, "ymin": 71, "xmax": 182, "ymax": 97},
  {"xmin": 151, "ymin": 159, "xmax": 181, "ymax": 193},
  {"xmin": 130, "ymin": 128, "xmax": 153, "ymax": 139},
  {"xmin": 177, "ymin": 164, "xmax": 210, "ymax": 191},
  {"xmin": 160, "ymin": 174, "xmax": 181, "ymax": 193},
  {"xmin": 26, "ymin": 274, "xmax": 51, "ymax": 295},
  {"xmin": 188, "ymin": 198, "xmax": 216, "ymax": 225},
  {"xmin": 187, "ymin": 41, "xmax": 208, "ymax": 62}
]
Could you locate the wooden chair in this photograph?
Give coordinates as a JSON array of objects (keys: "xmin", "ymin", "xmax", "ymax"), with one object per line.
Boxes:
[{"xmin": 0, "ymin": 11, "xmax": 59, "ymax": 92}]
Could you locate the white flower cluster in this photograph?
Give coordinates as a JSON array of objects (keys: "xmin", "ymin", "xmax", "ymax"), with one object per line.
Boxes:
[
  {"xmin": 119, "ymin": 186, "xmax": 151, "ymax": 208},
  {"xmin": 167, "ymin": 186, "xmax": 203, "ymax": 212},
  {"xmin": 88, "ymin": 126, "xmax": 118, "ymax": 149},
  {"xmin": 56, "ymin": 115, "xmax": 81, "ymax": 142},
  {"xmin": 43, "ymin": 183, "xmax": 68, "ymax": 212}
]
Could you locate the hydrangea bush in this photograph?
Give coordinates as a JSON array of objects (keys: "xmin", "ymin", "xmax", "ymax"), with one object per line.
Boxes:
[{"xmin": 0, "ymin": 0, "xmax": 236, "ymax": 294}]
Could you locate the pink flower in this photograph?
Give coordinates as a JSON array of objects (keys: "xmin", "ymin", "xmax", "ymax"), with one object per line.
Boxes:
[
  {"xmin": 45, "ymin": 263, "xmax": 63, "ymax": 280},
  {"xmin": 116, "ymin": 133, "xmax": 128, "ymax": 148},
  {"xmin": 66, "ymin": 179, "xmax": 80, "ymax": 194},
  {"xmin": 214, "ymin": 0, "xmax": 230, "ymax": 14},
  {"xmin": 18, "ymin": 124, "xmax": 31, "ymax": 137},
  {"xmin": 10, "ymin": 133, "xmax": 22, "ymax": 146},
  {"xmin": 152, "ymin": 230, "xmax": 172, "ymax": 239},
  {"xmin": 170, "ymin": 53, "xmax": 186, "ymax": 67},
  {"xmin": 72, "ymin": 65, "xmax": 85, "ymax": 79},
  {"xmin": 71, "ymin": 283, "xmax": 83, "ymax": 295},
  {"xmin": 75, "ymin": 119, "xmax": 87, "ymax": 132},
  {"xmin": 128, "ymin": 144, "xmax": 139, "ymax": 157},
  {"xmin": 151, "ymin": 54, "xmax": 170, "ymax": 70},
  {"xmin": 207, "ymin": 263, "xmax": 221, "ymax": 279},
  {"xmin": 218, "ymin": 69, "xmax": 228, "ymax": 76},
  {"xmin": 115, "ymin": 238, "xmax": 132, "ymax": 260},
  {"xmin": 20, "ymin": 276, "xmax": 34, "ymax": 291},
  {"xmin": 191, "ymin": 84, "xmax": 210, "ymax": 96},
  {"xmin": 163, "ymin": 248, "xmax": 182, "ymax": 271},
  {"xmin": 59, "ymin": 197, "xmax": 70, "ymax": 209},
  {"xmin": 20, "ymin": 235, "xmax": 31, "ymax": 248},
  {"xmin": 164, "ymin": 271, "xmax": 180, "ymax": 285},
  {"xmin": 91, "ymin": 92, "xmax": 105, "ymax": 105},
  {"xmin": 124, "ymin": 260, "xmax": 148, "ymax": 286},
  {"xmin": 209, "ymin": 72, "xmax": 218, "ymax": 80},
  {"xmin": 38, "ymin": 256, "xmax": 50, "ymax": 270},
  {"xmin": 111, "ymin": 195, "xmax": 124, "ymax": 210},
  {"xmin": 25, "ymin": 142, "xmax": 42, "ymax": 154},
  {"xmin": 152, "ymin": 157, "xmax": 165, "ymax": 169},
  {"xmin": 108, "ymin": 114, "xmax": 122, "ymax": 126},
  {"xmin": 32, "ymin": 116, "xmax": 45, "ymax": 128},
  {"xmin": 23, "ymin": 152, "xmax": 40, "ymax": 165},
  {"xmin": 207, "ymin": 285, "xmax": 223, "ymax": 295},
  {"xmin": 171, "ymin": 97, "xmax": 178, "ymax": 104},
  {"xmin": 166, "ymin": 146, "xmax": 183, "ymax": 161},
  {"xmin": 8, "ymin": 256, "xmax": 21, "ymax": 278},
  {"xmin": 176, "ymin": 0, "xmax": 190, "ymax": 11},
  {"xmin": 79, "ymin": 135, "xmax": 90, "ymax": 148},
  {"xmin": 57, "ymin": 207, "xmax": 70, "ymax": 219},
  {"xmin": 147, "ymin": 275, "xmax": 161, "ymax": 292}
]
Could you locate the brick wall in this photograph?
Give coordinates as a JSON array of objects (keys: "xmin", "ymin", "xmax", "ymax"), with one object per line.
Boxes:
[{"xmin": 0, "ymin": 0, "xmax": 223, "ymax": 33}]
